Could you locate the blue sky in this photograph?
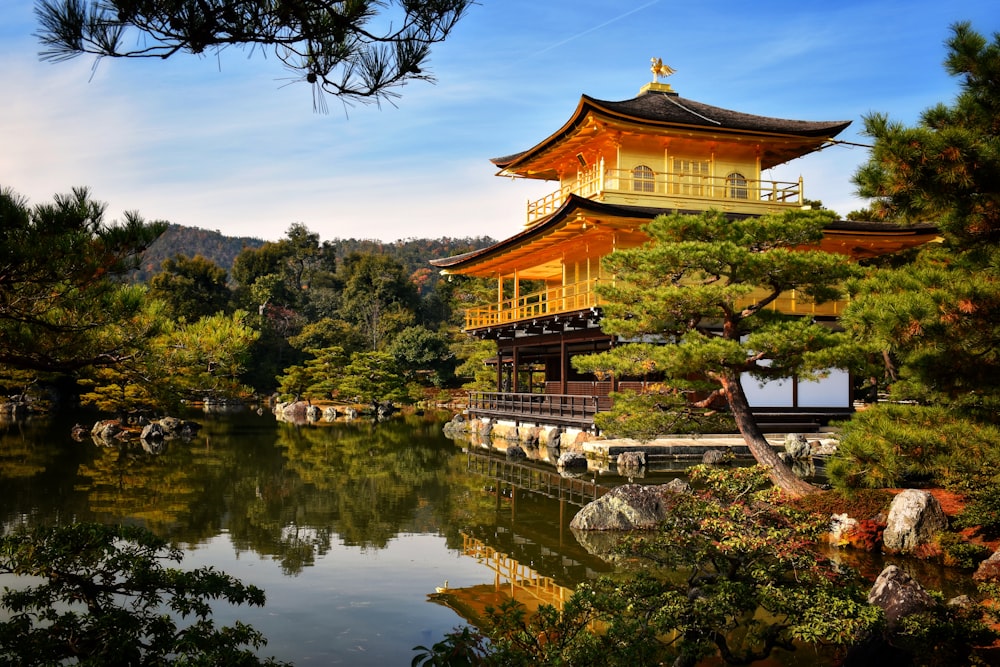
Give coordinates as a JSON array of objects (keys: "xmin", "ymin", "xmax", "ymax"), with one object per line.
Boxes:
[{"xmin": 1, "ymin": 1, "xmax": 997, "ymax": 243}]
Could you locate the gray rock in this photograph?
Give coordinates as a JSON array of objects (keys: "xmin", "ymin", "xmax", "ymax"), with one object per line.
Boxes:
[
  {"xmin": 829, "ymin": 512, "xmax": 859, "ymax": 547},
  {"xmin": 784, "ymin": 433, "xmax": 811, "ymax": 460},
  {"xmin": 973, "ymin": 549, "xmax": 1000, "ymax": 582},
  {"xmin": 664, "ymin": 477, "xmax": 693, "ymax": 495},
  {"xmin": 306, "ymin": 405, "xmax": 321, "ymax": 421},
  {"xmin": 558, "ymin": 452, "xmax": 588, "ymax": 470},
  {"xmin": 157, "ymin": 417, "xmax": 200, "ymax": 438},
  {"xmin": 570, "ymin": 483, "xmax": 692, "ymax": 531},
  {"xmin": 882, "ymin": 489, "xmax": 948, "ymax": 553},
  {"xmin": 812, "ymin": 438, "xmax": 839, "ymax": 456},
  {"xmin": 616, "ymin": 451, "xmax": 646, "ymax": 470},
  {"xmin": 506, "ymin": 445, "xmax": 528, "ymax": 461},
  {"xmin": 702, "ymin": 449, "xmax": 731, "ymax": 465},
  {"xmin": 867, "ymin": 565, "xmax": 936, "ymax": 630},
  {"xmin": 91, "ymin": 420, "xmax": 123, "ymax": 444},
  {"xmin": 140, "ymin": 422, "xmax": 165, "ymax": 442}
]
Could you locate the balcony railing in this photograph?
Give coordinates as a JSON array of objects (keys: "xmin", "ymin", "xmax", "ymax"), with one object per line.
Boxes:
[
  {"xmin": 465, "ymin": 278, "xmax": 602, "ymax": 329},
  {"xmin": 526, "ymin": 167, "xmax": 802, "ymax": 224},
  {"xmin": 469, "ymin": 391, "xmax": 607, "ymax": 425},
  {"xmin": 464, "ymin": 279, "xmax": 846, "ymax": 330}
]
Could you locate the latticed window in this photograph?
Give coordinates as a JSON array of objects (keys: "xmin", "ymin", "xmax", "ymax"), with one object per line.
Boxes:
[
  {"xmin": 632, "ymin": 165, "xmax": 655, "ymax": 192},
  {"xmin": 727, "ymin": 172, "xmax": 749, "ymax": 199},
  {"xmin": 671, "ymin": 158, "xmax": 710, "ymax": 195}
]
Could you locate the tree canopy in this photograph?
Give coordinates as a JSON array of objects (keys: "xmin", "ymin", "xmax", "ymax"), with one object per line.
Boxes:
[
  {"xmin": 34, "ymin": 0, "xmax": 472, "ymax": 109},
  {"xmin": 843, "ymin": 22, "xmax": 1000, "ymax": 421},
  {"xmin": 0, "ymin": 186, "xmax": 166, "ymax": 373},
  {"xmin": 574, "ymin": 209, "xmax": 859, "ymax": 497},
  {"xmin": 0, "ymin": 523, "xmax": 286, "ymax": 665}
]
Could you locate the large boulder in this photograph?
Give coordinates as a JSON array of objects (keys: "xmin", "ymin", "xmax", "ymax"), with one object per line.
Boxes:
[
  {"xmin": 867, "ymin": 565, "xmax": 936, "ymax": 631},
  {"xmin": 570, "ymin": 484, "xmax": 679, "ymax": 531},
  {"xmin": 882, "ymin": 489, "xmax": 948, "ymax": 554},
  {"xmin": 973, "ymin": 549, "xmax": 1000, "ymax": 582}
]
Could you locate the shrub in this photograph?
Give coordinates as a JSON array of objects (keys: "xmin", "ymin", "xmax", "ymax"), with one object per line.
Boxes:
[{"xmin": 828, "ymin": 405, "xmax": 1000, "ymax": 490}]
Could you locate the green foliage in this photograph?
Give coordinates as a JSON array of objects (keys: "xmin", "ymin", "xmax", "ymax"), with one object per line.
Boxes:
[
  {"xmin": 889, "ymin": 592, "xmax": 997, "ymax": 666},
  {"xmin": 936, "ymin": 532, "xmax": 992, "ymax": 570},
  {"xmin": 35, "ymin": 0, "xmax": 472, "ymax": 108},
  {"xmin": 828, "ymin": 404, "xmax": 1000, "ymax": 489},
  {"xmin": 388, "ymin": 326, "xmax": 456, "ymax": 387},
  {"xmin": 412, "ymin": 626, "xmax": 491, "ymax": 667},
  {"xmin": 592, "ymin": 390, "xmax": 737, "ymax": 439},
  {"xmin": 453, "ymin": 338, "xmax": 498, "ymax": 392},
  {"xmin": 0, "ymin": 186, "xmax": 166, "ymax": 373},
  {"xmin": 0, "ymin": 522, "xmax": 286, "ymax": 666},
  {"xmin": 340, "ymin": 253, "xmax": 419, "ymax": 350},
  {"xmin": 148, "ymin": 253, "xmax": 231, "ymax": 320},
  {"xmin": 337, "ymin": 351, "xmax": 410, "ymax": 406},
  {"xmin": 574, "ymin": 209, "xmax": 857, "ymax": 494},
  {"xmin": 276, "ymin": 345, "xmax": 349, "ymax": 401},
  {"xmin": 845, "ymin": 22, "xmax": 1000, "ymax": 422},
  {"xmin": 418, "ymin": 466, "xmax": 883, "ymax": 666},
  {"xmin": 955, "ymin": 484, "xmax": 1000, "ymax": 539},
  {"xmin": 78, "ymin": 309, "xmax": 260, "ymax": 412}
]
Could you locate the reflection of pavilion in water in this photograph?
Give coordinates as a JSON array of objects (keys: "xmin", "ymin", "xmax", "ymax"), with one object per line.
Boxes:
[
  {"xmin": 430, "ymin": 452, "xmax": 619, "ymax": 627},
  {"xmin": 431, "ymin": 534, "xmax": 578, "ymax": 623}
]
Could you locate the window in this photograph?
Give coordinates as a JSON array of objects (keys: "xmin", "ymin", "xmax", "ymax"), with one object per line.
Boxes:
[
  {"xmin": 727, "ymin": 172, "xmax": 749, "ymax": 199},
  {"xmin": 670, "ymin": 158, "xmax": 710, "ymax": 195},
  {"xmin": 632, "ymin": 165, "xmax": 655, "ymax": 193}
]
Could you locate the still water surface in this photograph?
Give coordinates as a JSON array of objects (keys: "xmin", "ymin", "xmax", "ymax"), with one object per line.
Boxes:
[
  {"xmin": 0, "ymin": 408, "xmax": 630, "ymax": 665},
  {"xmin": 1, "ymin": 408, "xmax": 968, "ymax": 665}
]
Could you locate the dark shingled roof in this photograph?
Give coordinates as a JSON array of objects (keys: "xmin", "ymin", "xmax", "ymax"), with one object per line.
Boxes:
[{"xmin": 492, "ymin": 90, "xmax": 851, "ymax": 168}]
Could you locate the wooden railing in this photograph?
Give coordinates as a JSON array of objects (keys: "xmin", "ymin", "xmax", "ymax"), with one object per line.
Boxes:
[
  {"xmin": 464, "ymin": 279, "xmax": 847, "ymax": 330},
  {"xmin": 469, "ymin": 391, "xmax": 609, "ymax": 424},
  {"xmin": 464, "ymin": 278, "xmax": 602, "ymax": 329},
  {"xmin": 526, "ymin": 168, "xmax": 803, "ymax": 224}
]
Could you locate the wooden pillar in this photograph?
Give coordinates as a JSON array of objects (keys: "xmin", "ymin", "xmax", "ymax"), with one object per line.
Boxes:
[
  {"xmin": 496, "ymin": 343, "xmax": 503, "ymax": 392},
  {"xmin": 512, "ymin": 344, "xmax": 520, "ymax": 393},
  {"xmin": 560, "ymin": 339, "xmax": 567, "ymax": 394}
]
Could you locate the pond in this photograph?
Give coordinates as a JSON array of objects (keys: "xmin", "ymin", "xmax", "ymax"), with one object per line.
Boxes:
[
  {"xmin": 0, "ymin": 408, "xmax": 972, "ymax": 665},
  {"xmin": 0, "ymin": 407, "xmax": 636, "ymax": 665}
]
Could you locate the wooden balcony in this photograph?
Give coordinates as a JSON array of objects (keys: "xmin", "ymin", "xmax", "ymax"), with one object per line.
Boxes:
[
  {"xmin": 465, "ymin": 280, "xmax": 847, "ymax": 331},
  {"xmin": 527, "ymin": 167, "xmax": 802, "ymax": 225}
]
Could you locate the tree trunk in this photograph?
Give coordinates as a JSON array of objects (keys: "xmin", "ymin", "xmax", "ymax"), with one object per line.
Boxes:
[{"xmin": 720, "ymin": 371, "xmax": 818, "ymax": 498}]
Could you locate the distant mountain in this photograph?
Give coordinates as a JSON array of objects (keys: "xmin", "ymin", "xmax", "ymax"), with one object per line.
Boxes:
[
  {"xmin": 135, "ymin": 224, "xmax": 266, "ymax": 282},
  {"xmin": 329, "ymin": 236, "xmax": 497, "ymax": 276},
  {"xmin": 135, "ymin": 224, "xmax": 495, "ymax": 282}
]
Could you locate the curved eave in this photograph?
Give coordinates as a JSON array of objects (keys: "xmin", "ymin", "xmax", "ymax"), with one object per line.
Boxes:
[
  {"xmin": 429, "ymin": 195, "xmax": 654, "ymax": 275},
  {"xmin": 430, "ymin": 201, "xmax": 942, "ymax": 274},
  {"xmin": 491, "ymin": 93, "xmax": 851, "ymax": 175}
]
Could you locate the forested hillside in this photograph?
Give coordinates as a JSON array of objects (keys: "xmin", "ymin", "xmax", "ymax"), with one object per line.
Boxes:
[
  {"xmin": 135, "ymin": 224, "xmax": 266, "ymax": 281},
  {"xmin": 137, "ymin": 223, "xmax": 495, "ymax": 281}
]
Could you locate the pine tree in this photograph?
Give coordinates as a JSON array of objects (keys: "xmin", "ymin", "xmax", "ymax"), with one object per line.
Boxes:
[
  {"xmin": 34, "ymin": 0, "xmax": 472, "ymax": 109},
  {"xmin": 574, "ymin": 209, "xmax": 859, "ymax": 497},
  {"xmin": 845, "ymin": 22, "xmax": 1000, "ymax": 421}
]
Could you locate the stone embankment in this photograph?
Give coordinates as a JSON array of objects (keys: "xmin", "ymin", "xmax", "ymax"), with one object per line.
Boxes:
[{"xmin": 443, "ymin": 414, "xmax": 840, "ymax": 471}]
